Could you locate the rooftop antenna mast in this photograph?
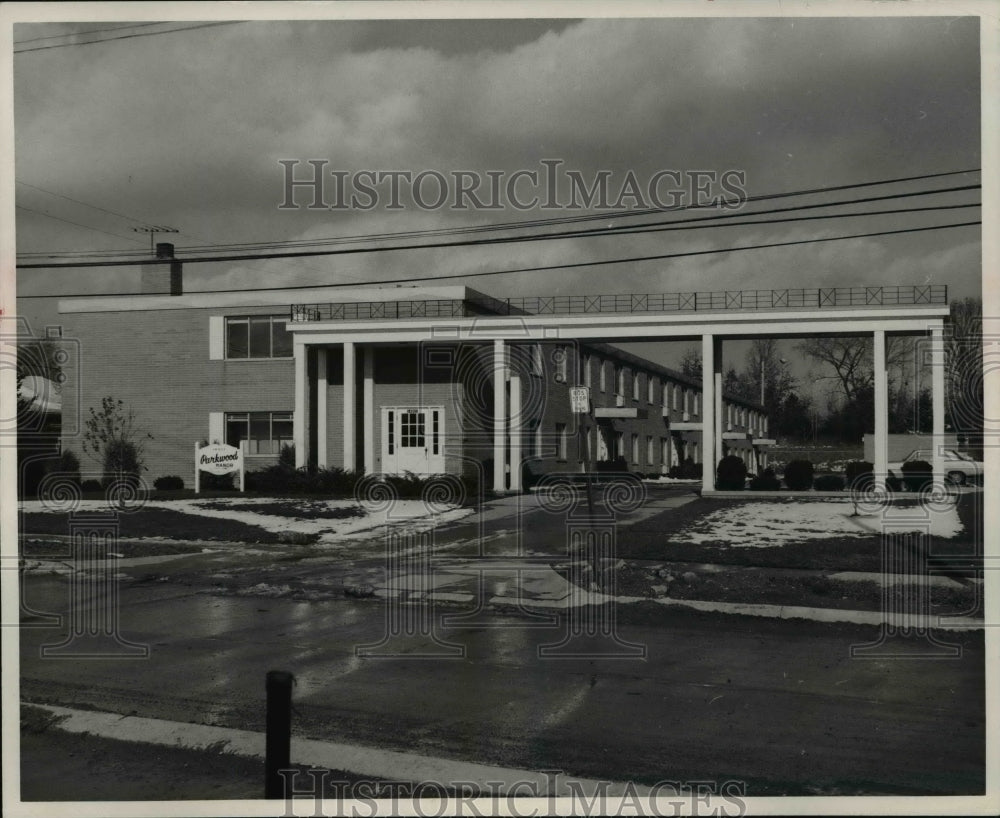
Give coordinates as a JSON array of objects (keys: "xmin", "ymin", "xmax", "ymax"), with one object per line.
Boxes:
[{"xmin": 132, "ymin": 225, "xmax": 179, "ymax": 254}]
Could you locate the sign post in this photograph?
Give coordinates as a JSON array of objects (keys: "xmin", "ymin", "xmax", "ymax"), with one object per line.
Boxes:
[
  {"xmin": 195, "ymin": 442, "xmax": 245, "ymax": 493},
  {"xmin": 569, "ymin": 386, "xmax": 597, "ymax": 543}
]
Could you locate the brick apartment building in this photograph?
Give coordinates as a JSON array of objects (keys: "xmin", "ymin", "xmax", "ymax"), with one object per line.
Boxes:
[{"xmin": 55, "ymin": 245, "xmax": 771, "ymax": 489}]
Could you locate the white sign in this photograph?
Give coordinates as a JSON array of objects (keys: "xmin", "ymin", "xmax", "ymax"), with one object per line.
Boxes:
[
  {"xmin": 198, "ymin": 443, "xmax": 243, "ymax": 474},
  {"xmin": 569, "ymin": 386, "xmax": 590, "ymax": 413},
  {"xmin": 195, "ymin": 442, "xmax": 246, "ymax": 493}
]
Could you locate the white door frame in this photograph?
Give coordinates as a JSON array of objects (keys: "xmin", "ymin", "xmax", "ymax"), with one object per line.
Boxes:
[{"xmin": 381, "ymin": 406, "xmax": 445, "ymax": 475}]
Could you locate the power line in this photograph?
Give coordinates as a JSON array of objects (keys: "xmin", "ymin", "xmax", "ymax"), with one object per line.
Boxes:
[
  {"xmin": 14, "ymin": 205, "xmax": 148, "ymax": 245},
  {"xmin": 15, "ymin": 220, "xmax": 979, "ymax": 298},
  {"xmin": 132, "ymin": 168, "xmax": 990, "ymax": 255},
  {"xmin": 15, "ymin": 167, "xmax": 981, "ymax": 260},
  {"xmin": 13, "ymin": 22, "xmax": 169, "ymax": 46},
  {"xmin": 14, "ymin": 22, "xmax": 244, "ymax": 54},
  {"xmin": 15, "ymin": 190, "xmax": 980, "ymax": 269},
  {"xmin": 16, "ymin": 180, "xmax": 161, "ymax": 227}
]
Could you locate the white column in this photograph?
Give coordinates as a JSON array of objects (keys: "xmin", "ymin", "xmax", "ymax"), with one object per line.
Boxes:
[
  {"xmin": 701, "ymin": 334, "xmax": 715, "ymax": 489},
  {"xmin": 343, "ymin": 341, "xmax": 356, "ymax": 471},
  {"xmin": 873, "ymin": 330, "xmax": 888, "ymax": 491},
  {"xmin": 293, "ymin": 340, "xmax": 308, "ymax": 468},
  {"xmin": 316, "ymin": 348, "xmax": 328, "ymax": 468},
  {"xmin": 931, "ymin": 323, "xmax": 946, "ymax": 486},
  {"xmin": 363, "ymin": 346, "xmax": 375, "ymax": 474},
  {"xmin": 509, "ymin": 373, "xmax": 522, "ymax": 491},
  {"xmin": 713, "ymin": 339, "xmax": 724, "ymax": 466},
  {"xmin": 493, "ymin": 339, "xmax": 507, "ymax": 492}
]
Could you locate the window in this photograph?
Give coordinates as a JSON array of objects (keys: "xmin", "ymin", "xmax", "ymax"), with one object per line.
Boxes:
[
  {"xmin": 615, "ymin": 432, "xmax": 625, "ymax": 458},
  {"xmin": 683, "ymin": 389, "xmax": 689, "ymax": 414},
  {"xmin": 534, "ymin": 424, "xmax": 543, "ymax": 458},
  {"xmin": 661, "ymin": 437, "xmax": 671, "ymax": 467},
  {"xmin": 400, "ymin": 410, "xmax": 425, "ymax": 448},
  {"xmin": 647, "ymin": 376, "xmax": 656, "ymax": 404},
  {"xmin": 673, "ymin": 386, "xmax": 680, "ymax": 410},
  {"xmin": 599, "ymin": 361, "xmax": 607, "ymax": 392},
  {"xmin": 647, "ymin": 435, "xmax": 655, "ymax": 464},
  {"xmin": 225, "ymin": 411, "xmax": 293, "ymax": 454},
  {"xmin": 556, "ymin": 423, "xmax": 567, "ymax": 460},
  {"xmin": 691, "ymin": 442, "xmax": 699, "ymax": 463},
  {"xmin": 693, "ymin": 394, "xmax": 700, "ymax": 416},
  {"xmin": 583, "ymin": 355, "xmax": 592, "ymax": 388},
  {"xmin": 632, "ymin": 372, "xmax": 640, "ymax": 401},
  {"xmin": 662, "ymin": 382, "xmax": 670, "ymax": 405},
  {"xmin": 226, "ymin": 316, "xmax": 292, "ymax": 359},
  {"xmin": 631, "ymin": 433, "xmax": 640, "ymax": 464}
]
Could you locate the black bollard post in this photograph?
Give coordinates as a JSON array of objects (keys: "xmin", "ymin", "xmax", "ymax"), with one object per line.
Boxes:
[{"xmin": 265, "ymin": 670, "xmax": 295, "ymax": 799}]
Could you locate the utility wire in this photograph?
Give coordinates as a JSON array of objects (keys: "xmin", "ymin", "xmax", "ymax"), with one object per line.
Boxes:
[
  {"xmin": 15, "ymin": 191, "xmax": 981, "ymax": 269},
  {"xmin": 15, "ymin": 167, "xmax": 981, "ymax": 259},
  {"xmin": 13, "ymin": 22, "xmax": 169, "ymax": 46},
  {"xmin": 14, "ymin": 22, "xmax": 243, "ymax": 54},
  {"xmin": 15, "ymin": 205, "xmax": 148, "ymax": 245},
  {"xmin": 15, "ymin": 220, "xmax": 979, "ymax": 298},
  {"xmin": 16, "ymin": 180, "xmax": 162, "ymax": 227}
]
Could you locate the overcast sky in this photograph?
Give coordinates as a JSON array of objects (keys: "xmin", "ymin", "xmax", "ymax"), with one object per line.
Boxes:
[{"xmin": 12, "ymin": 12, "xmax": 982, "ymax": 347}]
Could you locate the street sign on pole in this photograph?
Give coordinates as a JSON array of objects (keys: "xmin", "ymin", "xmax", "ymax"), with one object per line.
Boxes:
[{"xmin": 570, "ymin": 386, "xmax": 590, "ymax": 413}]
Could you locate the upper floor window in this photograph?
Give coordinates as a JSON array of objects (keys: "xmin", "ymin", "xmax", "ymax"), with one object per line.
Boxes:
[
  {"xmin": 632, "ymin": 372, "xmax": 640, "ymax": 401},
  {"xmin": 616, "ymin": 366, "xmax": 625, "ymax": 395},
  {"xmin": 599, "ymin": 361, "xmax": 607, "ymax": 392},
  {"xmin": 662, "ymin": 382, "xmax": 670, "ymax": 405},
  {"xmin": 647, "ymin": 376, "xmax": 656, "ymax": 404},
  {"xmin": 226, "ymin": 316, "xmax": 292, "ymax": 359},
  {"xmin": 583, "ymin": 354, "xmax": 592, "ymax": 388}
]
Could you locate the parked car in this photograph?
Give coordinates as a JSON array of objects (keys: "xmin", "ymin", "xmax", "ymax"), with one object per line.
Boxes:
[{"xmin": 887, "ymin": 449, "xmax": 982, "ymax": 486}]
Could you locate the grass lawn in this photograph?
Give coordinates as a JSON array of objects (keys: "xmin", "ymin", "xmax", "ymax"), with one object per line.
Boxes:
[
  {"xmin": 616, "ymin": 493, "xmax": 983, "ymax": 573},
  {"xmin": 19, "ymin": 507, "xmax": 282, "ymax": 544}
]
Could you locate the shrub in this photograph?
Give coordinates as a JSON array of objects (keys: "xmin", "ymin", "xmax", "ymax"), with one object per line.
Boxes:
[
  {"xmin": 154, "ymin": 475, "xmax": 184, "ymax": 490},
  {"xmin": 245, "ymin": 464, "xmax": 361, "ymax": 496},
  {"xmin": 845, "ymin": 461, "xmax": 874, "ymax": 492},
  {"xmin": 749, "ymin": 467, "xmax": 781, "ymax": 490},
  {"xmin": 716, "ymin": 455, "xmax": 747, "ymax": 490},
  {"xmin": 597, "ymin": 456, "xmax": 628, "ymax": 473},
  {"xmin": 278, "ymin": 443, "xmax": 296, "ymax": 468},
  {"xmin": 783, "ymin": 459, "xmax": 814, "ymax": 491},
  {"xmin": 101, "ymin": 439, "xmax": 143, "ymax": 488},
  {"xmin": 668, "ymin": 458, "xmax": 701, "ymax": 479},
  {"xmin": 814, "ymin": 474, "xmax": 845, "ymax": 491},
  {"xmin": 901, "ymin": 459, "xmax": 933, "ymax": 493},
  {"xmin": 81, "ymin": 479, "xmax": 102, "ymax": 493},
  {"xmin": 199, "ymin": 470, "xmax": 235, "ymax": 491}
]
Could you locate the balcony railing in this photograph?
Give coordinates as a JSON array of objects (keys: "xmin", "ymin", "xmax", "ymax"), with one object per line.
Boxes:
[{"xmin": 290, "ymin": 285, "xmax": 947, "ymax": 322}]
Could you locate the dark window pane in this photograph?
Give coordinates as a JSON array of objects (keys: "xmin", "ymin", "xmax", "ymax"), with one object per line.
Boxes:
[
  {"xmin": 225, "ymin": 416, "xmax": 248, "ymax": 448},
  {"xmin": 272, "ymin": 320, "xmax": 292, "ymax": 357},
  {"xmin": 249, "ymin": 317, "xmax": 271, "ymax": 357},
  {"xmin": 272, "ymin": 415, "xmax": 293, "ymax": 445},
  {"xmin": 226, "ymin": 320, "xmax": 248, "ymax": 358}
]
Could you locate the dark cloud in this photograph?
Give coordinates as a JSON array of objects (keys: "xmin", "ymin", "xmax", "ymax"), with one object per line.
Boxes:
[{"xmin": 14, "ymin": 15, "xmax": 981, "ymax": 307}]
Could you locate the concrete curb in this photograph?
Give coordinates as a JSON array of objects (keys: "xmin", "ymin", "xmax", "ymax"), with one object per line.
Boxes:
[{"xmin": 27, "ymin": 703, "xmax": 647, "ymax": 797}]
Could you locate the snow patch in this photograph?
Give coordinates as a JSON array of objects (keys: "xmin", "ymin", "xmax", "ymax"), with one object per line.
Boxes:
[{"xmin": 673, "ymin": 501, "xmax": 963, "ymax": 547}]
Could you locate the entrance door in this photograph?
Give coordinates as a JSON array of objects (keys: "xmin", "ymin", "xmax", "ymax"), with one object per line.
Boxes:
[{"xmin": 381, "ymin": 407, "xmax": 445, "ymax": 475}]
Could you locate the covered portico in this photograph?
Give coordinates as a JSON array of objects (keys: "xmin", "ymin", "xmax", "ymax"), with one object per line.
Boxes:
[{"xmin": 287, "ymin": 286, "xmax": 950, "ymax": 493}]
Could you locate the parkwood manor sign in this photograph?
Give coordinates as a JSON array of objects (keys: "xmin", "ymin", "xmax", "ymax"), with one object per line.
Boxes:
[{"xmin": 194, "ymin": 442, "xmax": 245, "ymax": 493}]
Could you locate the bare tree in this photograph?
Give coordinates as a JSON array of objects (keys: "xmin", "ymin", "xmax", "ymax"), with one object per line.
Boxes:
[
  {"xmin": 946, "ymin": 297, "xmax": 983, "ymax": 437},
  {"xmin": 679, "ymin": 346, "xmax": 702, "ymax": 380}
]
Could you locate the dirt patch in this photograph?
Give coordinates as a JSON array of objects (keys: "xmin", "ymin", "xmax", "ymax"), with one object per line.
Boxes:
[{"xmin": 608, "ymin": 562, "xmax": 980, "ymax": 615}]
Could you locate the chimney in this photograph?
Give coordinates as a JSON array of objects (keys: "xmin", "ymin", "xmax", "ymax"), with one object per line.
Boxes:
[{"xmin": 140, "ymin": 242, "xmax": 183, "ymax": 295}]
